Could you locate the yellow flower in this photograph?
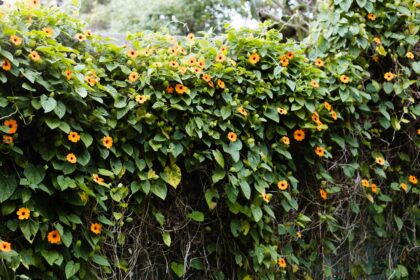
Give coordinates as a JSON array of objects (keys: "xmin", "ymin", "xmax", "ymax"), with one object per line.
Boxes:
[
  {"xmin": 406, "ymin": 52, "xmax": 414, "ymax": 59},
  {"xmin": 187, "ymin": 33, "xmax": 195, "ymax": 41},
  {"xmin": 279, "ymin": 55, "xmax": 289, "ymax": 67},
  {"xmin": 64, "ymin": 69, "xmax": 72, "ymax": 80},
  {"xmin": 227, "ymin": 132, "xmax": 237, "ymax": 142},
  {"xmin": 175, "ymin": 84, "xmax": 188, "ymax": 94},
  {"xmin": 408, "ymin": 175, "xmax": 418, "ymax": 185},
  {"xmin": 237, "ymin": 107, "xmax": 248, "ymax": 116},
  {"xmin": 315, "ymin": 146, "xmax": 324, "ymax": 157},
  {"xmin": 127, "ymin": 49, "xmax": 139, "ymax": 58},
  {"xmin": 277, "ymin": 257, "xmax": 287, "ymax": 268},
  {"xmin": 74, "ymin": 33, "xmax": 86, "ymax": 42},
  {"xmin": 277, "ymin": 108, "xmax": 288, "ymax": 115},
  {"xmin": 367, "ymin": 13, "xmax": 376, "ymax": 21},
  {"xmin": 42, "ymin": 27, "xmax": 54, "ymax": 37},
  {"xmin": 0, "ymin": 241, "xmax": 11, "ymax": 252},
  {"xmin": 277, "ymin": 180, "xmax": 288, "ymax": 191},
  {"xmin": 92, "ymin": 174, "xmax": 104, "ymax": 184},
  {"xmin": 66, "ymin": 153, "xmax": 77, "ymax": 164},
  {"xmin": 375, "ymin": 157, "xmax": 385, "ymax": 166},
  {"xmin": 400, "ymin": 183, "xmax": 408, "ymax": 192},
  {"xmin": 248, "ymin": 53, "xmax": 260, "ymax": 64},
  {"xmin": 373, "ymin": 37, "xmax": 381, "ymax": 45},
  {"xmin": 361, "ymin": 179, "xmax": 369, "ymax": 187},
  {"xmin": 128, "ymin": 71, "xmax": 139, "ymax": 83},
  {"xmin": 315, "ymin": 58, "xmax": 324, "ymax": 67},
  {"xmin": 90, "ymin": 223, "xmax": 102, "ymax": 235},
  {"xmin": 17, "ymin": 207, "xmax": 31, "ymax": 220},
  {"xmin": 10, "ymin": 35, "xmax": 22, "ymax": 46},
  {"xmin": 324, "ymin": 102, "xmax": 332, "ymax": 111},
  {"xmin": 262, "ymin": 193, "xmax": 271, "ymax": 203},
  {"xmin": 384, "ymin": 72, "xmax": 395, "ymax": 81},
  {"xmin": 68, "ymin": 132, "xmax": 81, "ymax": 143},
  {"xmin": 281, "ymin": 136, "xmax": 290, "ymax": 145},
  {"xmin": 340, "ymin": 75, "xmax": 350, "ymax": 84},
  {"xmin": 217, "ymin": 79, "xmax": 225, "ymax": 89},
  {"xmin": 135, "ymin": 95, "xmax": 149, "ymax": 104},
  {"xmin": 29, "ymin": 51, "xmax": 41, "ymax": 62},
  {"xmin": 310, "ymin": 80, "xmax": 319, "ymax": 88},
  {"xmin": 102, "ymin": 136, "xmax": 113, "ymax": 149},
  {"xmin": 215, "ymin": 53, "xmax": 226, "ymax": 62}
]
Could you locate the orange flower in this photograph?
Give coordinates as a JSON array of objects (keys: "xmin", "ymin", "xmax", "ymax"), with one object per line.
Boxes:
[
  {"xmin": 315, "ymin": 146, "xmax": 324, "ymax": 157},
  {"xmin": 47, "ymin": 230, "xmax": 61, "ymax": 244},
  {"xmin": 286, "ymin": 52, "xmax": 294, "ymax": 59},
  {"xmin": 166, "ymin": 85, "xmax": 174, "ymax": 94},
  {"xmin": 400, "ymin": 183, "xmax": 408, "ymax": 192},
  {"xmin": 361, "ymin": 179, "xmax": 369, "ymax": 187},
  {"xmin": 2, "ymin": 59, "xmax": 12, "ymax": 71},
  {"xmin": 217, "ymin": 79, "xmax": 225, "ymax": 89},
  {"xmin": 330, "ymin": 110, "xmax": 337, "ymax": 120},
  {"xmin": 193, "ymin": 67, "xmax": 202, "ymax": 74},
  {"xmin": 315, "ymin": 58, "xmax": 324, "ymax": 67},
  {"xmin": 277, "ymin": 180, "xmax": 288, "ymax": 191},
  {"xmin": 68, "ymin": 132, "xmax": 80, "ymax": 143},
  {"xmin": 17, "ymin": 207, "xmax": 30, "ymax": 220},
  {"xmin": 102, "ymin": 136, "xmax": 113, "ymax": 149},
  {"xmin": 248, "ymin": 53, "xmax": 260, "ymax": 64},
  {"xmin": 384, "ymin": 72, "xmax": 395, "ymax": 81},
  {"xmin": 310, "ymin": 80, "xmax": 319, "ymax": 88},
  {"xmin": 187, "ymin": 56, "xmax": 196, "ymax": 66},
  {"xmin": 208, "ymin": 81, "xmax": 214, "ymax": 88},
  {"xmin": 85, "ymin": 30, "xmax": 93, "ymax": 37},
  {"xmin": 175, "ymin": 84, "xmax": 188, "ymax": 94},
  {"xmin": 375, "ymin": 157, "xmax": 385, "ymax": 166},
  {"xmin": 64, "ymin": 69, "xmax": 72, "ymax": 80},
  {"xmin": 92, "ymin": 174, "xmax": 104, "ymax": 184},
  {"xmin": 293, "ymin": 129, "xmax": 305, "ymax": 141},
  {"xmin": 262, "ymin": 193, "xmax": 271, "ymax": 203},
  {"xmin": 340, "ymin": 75, "xmax": 350, "ymax": 84},
  {"xmin": 202, "ymin": 74, "xmax": 211, "ymax": 82},
  {"xmin": 3, "ymin": 135, "xmax": 13, "ymax": 145},
  {"xmin": 127, "ymin": 49, "xmax": 139, "ymax": 58},
  {"xmin": 197, "ymin": 59, "xmax": 206, "ymax": 68},
  {"xmin": 373, "ymin": 37, "xmax": 381, "ymax": 45},
  {"xmin": 66, "ymin": 153, "xmax": 77, "ymax": 164},
  {"xmin": 237, "ymin": 107, "xmax": 248, "ymax": 116},
  {"xmin": 406, "ymin": 52, "xmax": 414, "ymax": 59},
  {"xmin": 367, "ymin": 13, "xmax": 376, "ymax": 21},
  {"xmin": 215, "ymin": 53, "xmax": 226, "ymax": 62},
  {"xmin": 169, "ymin": 61, "xmax": 179, "ymax": 68},
  {"xmin": 74, "ymin": 33, "xmax": 86, "ymax": 42},
  {"xmin": 227, "ymin": 132, "xmax": 237, "ymax": 142},
  {"xmin": 277, "ymin": 108, "xmax": 288, "ymax": 115},
  {"xmin": 29, "ymin": 51, "xmax": 41, "ymax": 62},
  {"xmin": 277, "ymin": 257, "xmax": 287, "ymax": 268},
  {"xmin": 128, "ymin": 72, "xmax": 139, "ymax": 83},
  {"xmin": 90, "ymin": 223, "xmax": 102, "ymax": 235},
  {"xmin": 85, "ymin": 76, "xmax": 97, "ymax": 86},
  {"xmin": 372, "ymin": 55, "xmax": 380, "ymax": 62},
  {"xmin": 371, "ymin": 183, "xmax": 378, "ymax": 193},
  {"xmin": 42, "ymin": 27, "xmax": 54, "ymax": 37},
  {"xmin": 10, "ymin": 35, "xmax": 22, "ymax": 46},
  {"xmin": 409, "ymin": 175, "xmax": 418, "ymax": 185},
  {"xmin": 281, "ymin": 136, "xmax": 290, "ymax": 145},
  {"xmin": 169, "ymin": 47, "xmax": 178, "ymax": 55},
  {"xmin": 279, "ymin": 55, "xmax": 289, "ymax": 67},
  {"xmin": 135, "ymin": 95, "xmax": 148, "ymax": 104},
  {"xmin": 320, "ymin": 188, "xmax": 327, "ymax": 200},
  {"xmin": 4, "ymin": 119, "xmax": 18, "ymax": 134},
  {"xmin": 312, "ymin": 112, "xmax": 320, "ymax": 123},
  {"xmin": 324, "ymin": 102, "xmax": 332, "ymax": 111},
  {"xmin": 0, "ymin": 241, "xmax": 11, "ymax": 252}
]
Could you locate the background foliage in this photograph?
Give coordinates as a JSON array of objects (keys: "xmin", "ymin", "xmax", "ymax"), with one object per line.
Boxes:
[{"xmin": 0, "ymin": 0, "xmax": 419, "ymax": 279}]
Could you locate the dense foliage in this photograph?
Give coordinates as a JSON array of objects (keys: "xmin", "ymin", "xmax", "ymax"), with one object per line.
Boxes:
[{"xmin": 0, "ymin": 0, "xmax": 418, "ymax": 279}]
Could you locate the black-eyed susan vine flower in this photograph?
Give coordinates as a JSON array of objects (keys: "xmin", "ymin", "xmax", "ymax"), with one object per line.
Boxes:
[
  {"xmin": 248, "ymin": 52, "xmax": 260, "ymax": 64},
  {"xmin": 47, "ymin": 230, "xmax": 61, "ymax": 244},
  {"xmin": 2, "ymin": 59, "xmax": 11, "ymax": 71},
  {"xmin": 102, "ymin": 136, "xmax": 113, "ymax": 149},
  {"xmin": 277, "ymin": 258, "xmax": 287, "ymax": 268},
  {"xmin": 90, "ymin": 223, "xmax": 102, "ymax": 235},
  {"xmin": 66, "ymin": 153, "xmax": 77, "ymax": 164},
  {"xmin": 3, "ymin": 135, "xmax": 13, "ymax": 144},
  {"xmin": 384, "ymin": 72, "xmax": 395, "ymax": 81},
  {"xmin": 320, "ymin": 188, "xmax": 327, "ymax": 200},
  {"xmin": 277, "ymin": 180, "xmax": 288, "ymax": 190},
  {"xmin": 16, "ymin": 207, "xmax": 30, "ymax": 220},
  {"xmin": 227, "ymin": 132, "xmax": 237, "ymax": 142},
  {"xmin": 10, "ymin": 35, "xmax": 22, "ymax": 46},
  {"xmin": 4, "ymin": 119, "xmax": 18, "ymax": 134},
  {"xmin": 315, "ymin": 58, "xmax": 324, "ymax": 67},
  {"xmin": 68, "ymin": 132, "xmax": 80, "ymax": 143},
  {"xmin": 0, "ymin": 241, "xmax": 11, "ymax": 252},
  {"xmin": 293, "ymin": 129, "xmax": 305, "ymax": 141},
  {"xmin": 340, "ymin": 75, "xmax": 350, "ymax": 83}
]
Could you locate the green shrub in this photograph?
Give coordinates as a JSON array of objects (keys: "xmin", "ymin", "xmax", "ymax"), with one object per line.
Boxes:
[{"xmin": 0, "ymin": 1, "xmax": 418, "ymax": 279}]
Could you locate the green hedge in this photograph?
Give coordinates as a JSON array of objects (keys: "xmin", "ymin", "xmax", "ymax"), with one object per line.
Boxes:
[{"xmin": 0, "ymin": 1, "xmax": 419, "ymax": 279}]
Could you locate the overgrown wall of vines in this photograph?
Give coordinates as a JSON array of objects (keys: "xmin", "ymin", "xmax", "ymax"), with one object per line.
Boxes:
[{"xmin": 0, "ymin": 0, "xmax": 419, "ymax": 279}]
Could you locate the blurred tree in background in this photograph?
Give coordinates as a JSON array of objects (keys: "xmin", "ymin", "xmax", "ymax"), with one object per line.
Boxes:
[{"xmin": 76, "ymin": 0, "xmax": 315, "ymax": 38}]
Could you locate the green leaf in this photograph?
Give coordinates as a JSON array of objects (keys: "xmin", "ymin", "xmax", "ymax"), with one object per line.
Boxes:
[
  {"xmin": 65, "ymin": 261, "xmax": 80, "ymax": 279},
  {"xmin": 394, "ymin": 215, "xmax": 403, "ymax": 231},
  {"xmin": 40, "ymin": 95, "xmax": 57, "ymax": 113},
  {"xmin": 239, "ymin": 181, "xmax": 251, "ymax": 200},
  {"xmin": 187, "ymin": 211, "xmax": 204, "ymax": 222},
  {"xmin": 24, "ymin": 164, "xmax": 46, "ymax": 185},
  {"xmin": 0, "ymin": 175, "xmax": 17, "ymax": 203},
  {"xmin": 162, "ymin": 232, "xmax": 171, "ymax": 247},
  {"xmin": 251, "ymin": 204, "xmax": 263, "ymax": 222},
  {"xmin": 151, "ymin": 181, "xmax": 167, "ymax": 200},
  {"xmin": 162, "ymin": 163, "xmax": 182, "ymax": 189},
  {"xmin": 92, "ymin": 254, "xmax": 110, "ymax": 267},
  {"xmin": 170, "ymin": 262, "xmax": 185, "ymax": 278},
  {"xmin": 41, "ymin": 250, "xmax": 62, "ymax": 266},
  {"xmin": 80, "ymin": 133, "xmax": 93, "ymax": 147},
  {"xmin": 212, "ymin": 149, "xmax": 225, "ymax": 168}
]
